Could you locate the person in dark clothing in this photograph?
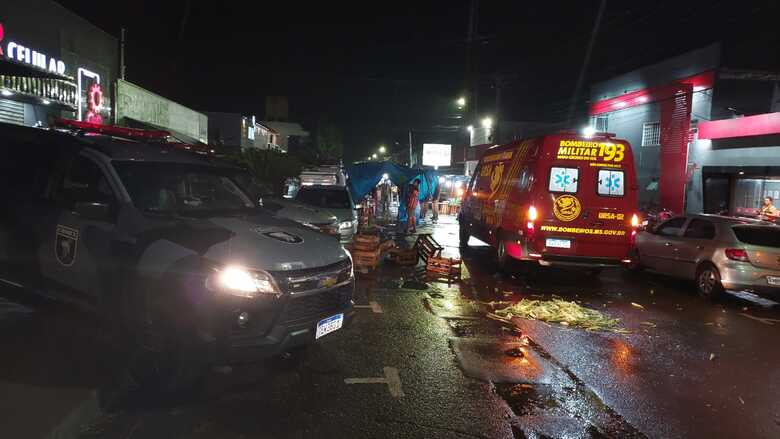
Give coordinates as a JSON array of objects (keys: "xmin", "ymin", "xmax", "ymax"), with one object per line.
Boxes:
[{"xmin": 431, "ymin": 182, "xmax": 441, "ymax": 223}]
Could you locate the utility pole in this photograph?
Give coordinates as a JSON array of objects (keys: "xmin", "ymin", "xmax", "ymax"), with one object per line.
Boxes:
[
  {"xmin": 466, "ymin": 0, "xmax": 479, "ymax": 133},
  {"xmin": 120, "ymin": 28, "xmax": 126, "ymax": 80},
  {"xmin": 408, "ymin": 129, "xmax": 413, "ymax": 166},
  {"xmin": 567, "ymin": 0, "xmax": 607, "ymax": 127}
]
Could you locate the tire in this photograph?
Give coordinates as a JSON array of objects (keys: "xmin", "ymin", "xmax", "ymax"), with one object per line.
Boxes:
[
  {"xmin": 496, "ymin": 238, "xmax": 513, "ymax": 273},
  {"xmin": 459, "ymin": 223, "xmax": 470, "ymax": 248},
  {"xmin": 696, "ymin": 263, "xmax": 724, "ymax": 300},
  {"xmin": 627, "ymin": 249, "xmax": 643, "ymax": 273}
]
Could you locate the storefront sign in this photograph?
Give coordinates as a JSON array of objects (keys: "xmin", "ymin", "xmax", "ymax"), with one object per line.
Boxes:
[
  {"xmin": 0, "ymin": 23, "xmax": 67, "ymax": 75},
  {"xmin": 116, "ymin": 79, "xmax": 208, "ymax": 143},
  {"xmin": 422, "ymin": 143, "xmax": 452, "ymax": 167}
]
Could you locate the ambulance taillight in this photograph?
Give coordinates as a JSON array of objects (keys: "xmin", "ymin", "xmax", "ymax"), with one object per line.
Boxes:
[{"xmin": 526, "ymin": 206, "xmax": 538, "ymax": 234}]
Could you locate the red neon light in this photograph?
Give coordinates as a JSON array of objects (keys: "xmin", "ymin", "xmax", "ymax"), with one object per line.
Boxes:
[
  {"xmin": 590, "ymin": 71, "xmax": 714, "ymax": 116},
  {"xmin": 86, "ymin": 83, "xmax": 103, "ymax": 125},
  {"xmin": 54, "ymin": 118, "xmax": 170, "ymax": 140},
  {"xmin": 698, "ymin": 112, "xmax": 780, "ymax": 140}
]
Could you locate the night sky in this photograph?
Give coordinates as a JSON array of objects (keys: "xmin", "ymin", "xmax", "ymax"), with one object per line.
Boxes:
[{"xmin": 60, "ymin": 0, "xmax": 779, "ymax": 161}]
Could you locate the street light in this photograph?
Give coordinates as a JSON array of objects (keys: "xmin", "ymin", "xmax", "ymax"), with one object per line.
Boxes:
[
  {"xmin": 481, "ymin": 117, "xmax": 493, "ymax": 129},
  {"xmin": 379, "ymin": 145, "xmax": 386, "ymax": 154},
  {"xmin": 372, "ymin": 153, "xmax": 378, "ymax": 159}
]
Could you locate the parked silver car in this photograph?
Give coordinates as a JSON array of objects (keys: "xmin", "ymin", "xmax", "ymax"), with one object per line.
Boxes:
[{"xmin": 631, "ymin": 214, "xmax": 780, "ymax": 300}]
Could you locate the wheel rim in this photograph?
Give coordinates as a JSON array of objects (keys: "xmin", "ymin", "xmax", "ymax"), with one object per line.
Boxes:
[{"xmin": 699, "ymin": 270, "xmax": 716, "ymax": 294}]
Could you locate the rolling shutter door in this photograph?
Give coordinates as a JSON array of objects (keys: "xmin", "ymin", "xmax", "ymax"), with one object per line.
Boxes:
[{"xmin": 0, "ymin": 98, "xmax": 25, "ymax": 126}]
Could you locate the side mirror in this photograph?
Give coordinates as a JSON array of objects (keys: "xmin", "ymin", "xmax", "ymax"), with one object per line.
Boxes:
[{"xmin": 74, "ymin": 201, "xmax": 112, "ymax": 221}]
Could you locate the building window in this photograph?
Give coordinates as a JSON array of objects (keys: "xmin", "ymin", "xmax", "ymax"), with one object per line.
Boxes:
[
  {"xmin": 590, "ymin": 115, "xmax": 608, "ymax": 132},
  {"xmin": 642, "ymin": 122, "xmax": 661, "ymax": 146}
]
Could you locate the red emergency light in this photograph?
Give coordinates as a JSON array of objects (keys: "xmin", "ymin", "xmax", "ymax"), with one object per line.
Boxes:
[{"xmin": 54, "ymin": 118, "xmax": 171, "ymax": 140}]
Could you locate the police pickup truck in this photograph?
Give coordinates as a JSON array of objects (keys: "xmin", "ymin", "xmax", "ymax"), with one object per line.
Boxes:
[{"xmin": 0, "ymin": 120, "xmax": 354, "ymax": 384}]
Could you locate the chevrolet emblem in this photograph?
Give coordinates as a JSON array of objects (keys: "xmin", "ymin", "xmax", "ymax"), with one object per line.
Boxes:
[{"xmin": 319, "ymin": 276, "xmax": 338, "ymax": 288}]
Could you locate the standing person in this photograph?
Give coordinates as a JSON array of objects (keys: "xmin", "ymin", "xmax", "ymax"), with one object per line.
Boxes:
[
  {"xmin": 759, "ymin": 196, "xmax": 779, "ymax": 220},
  {"xmin": 431, "ymin": 180, "xmax": 441, "ymax": 223},
  {"xmin": 406, "ymin": 179, "xmax": 420, "ymax": 234}
]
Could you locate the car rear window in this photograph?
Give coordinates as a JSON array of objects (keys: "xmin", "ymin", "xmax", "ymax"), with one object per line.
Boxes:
[{"xmin": 732, "ymin": 226, "xmax": 780, "ymax": 248}]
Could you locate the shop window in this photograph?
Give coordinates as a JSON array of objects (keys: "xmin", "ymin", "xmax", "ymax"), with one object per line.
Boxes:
[
  {"xmin": 597, "ymin": 170, "xmax": 624, "ymax": 196},
  {"xmin": 590, "ymin": 115, "xmax": 608, "ymax": 132},
  {"xmin": 548, "ymin": 167, "xmax": 578, "ymax": 193},
  {"xmin": 734, "ymin": 177, "xmax": 780, "ymax": 213},
  {"xmin": 642, "ymin": 122, "xmax": 660, "ymax": 147}
]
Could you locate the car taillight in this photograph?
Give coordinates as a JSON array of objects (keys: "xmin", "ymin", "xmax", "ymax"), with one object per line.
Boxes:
[
  {"xmin": 725, "ymin": 248, "xmax": 749, "ymax": 262},
  {"xmin": 631, "ymin": 213, "xmax": 640, "ymax": 228}
]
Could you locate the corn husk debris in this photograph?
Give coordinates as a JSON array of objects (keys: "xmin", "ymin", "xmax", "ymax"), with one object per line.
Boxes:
[{"xmin": 494, "ymin": 298, "xmax": 626, "ymax": 332}]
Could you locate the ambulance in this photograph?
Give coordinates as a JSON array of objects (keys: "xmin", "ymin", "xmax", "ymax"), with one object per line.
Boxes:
[{"xmin": 459, "ymin": 132, "xmax": 639, "ymax": 273}]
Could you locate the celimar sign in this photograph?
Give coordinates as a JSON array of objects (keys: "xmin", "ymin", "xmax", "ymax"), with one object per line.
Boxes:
[{"xmin": 0, "ymin": 23, "xmax": 67, "ymax": 75}]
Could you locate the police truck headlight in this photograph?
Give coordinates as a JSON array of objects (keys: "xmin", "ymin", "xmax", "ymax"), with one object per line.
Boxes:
[{"xmin": 206, "ymin": 266, "xmax": 280, "ymax": 298}]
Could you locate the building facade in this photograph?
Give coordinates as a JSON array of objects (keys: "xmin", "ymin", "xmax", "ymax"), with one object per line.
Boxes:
[
  {"xmin": 589, "ymin": 44, "xmax": 780, "ymax": 215},
  {"xmin": 207, "ymin": 112, "xmax": 280, "ymax": 153},
  {"xmin": 0, "ymin": 0, "xmax": 117, "ymax": 127}
]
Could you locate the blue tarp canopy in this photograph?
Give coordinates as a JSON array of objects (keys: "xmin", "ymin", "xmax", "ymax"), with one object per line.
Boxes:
[{"xmin": 345, "ymin": 161, "xmax": 438, "ymax": 221}]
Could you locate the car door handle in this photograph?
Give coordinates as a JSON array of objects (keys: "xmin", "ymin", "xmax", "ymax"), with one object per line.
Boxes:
[
  {"xmin": 696, "ymin": 245, "xmax": 704, "ymax": 250},
  {"xmin": 664, "ymin": 242, "xmax": 672, "ymax": 246}
]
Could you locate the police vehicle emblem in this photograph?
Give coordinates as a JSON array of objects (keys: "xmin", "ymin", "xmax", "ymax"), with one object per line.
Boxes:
[
  {"xmin": 55, "ymin": 225, "xmax": 80, "ymax": 266},
  {"xmin": 258, "ymin": 229, "xmax": 304, "ymax": 244}
]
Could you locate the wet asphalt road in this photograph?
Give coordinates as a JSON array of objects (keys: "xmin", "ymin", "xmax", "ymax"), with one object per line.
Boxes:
[{"xmin": 1, "ymin": 216, "xmax": 779, "ymax": 438}]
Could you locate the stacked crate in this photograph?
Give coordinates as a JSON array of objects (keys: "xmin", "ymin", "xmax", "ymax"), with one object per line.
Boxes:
[
  {"xmin": 388, "ymin": 247, "xmax": 418, "ymax": 266},
  {"xmin": 426, "ymin": 256, "xmax": 462, "ymax": 285},
  {"xmin": 351, "ymin": 235, "xmax": 381, "ymax": 271}
]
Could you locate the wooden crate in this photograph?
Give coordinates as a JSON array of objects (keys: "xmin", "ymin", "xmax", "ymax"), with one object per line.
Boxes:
[
  {"xmin": 388, "ymin": 247, "xmax": 418, "ymax": 266},
  {"xmin": 415, "ymin": 234, "xmax": 443, "ymax": 264},
  {"xmin": 352, "ymin": 247, "xmax": 382, "ymax": 271},
  {"xmin": 426, "ymin": 256, "xmax": 462, "ymax": 284},
  {"xmin": 379, "ymin": 240, "xmax": 395, "ymax": 252},
  {"xmin": 353, "ymin": 234, "xmax": 381, "ymax": 252}
]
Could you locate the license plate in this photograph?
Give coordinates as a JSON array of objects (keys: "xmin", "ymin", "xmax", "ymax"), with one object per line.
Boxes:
[
  {"xmin": 315, "ymin": 313, "xmax": 344, "ymax": 339},
  {"xmin": 546, "ymin": 238, "xmax": 571, "ymax": 249},
  {"xmin": 767, "ymin": 276, "xmax": 780, "ymax": 286}
]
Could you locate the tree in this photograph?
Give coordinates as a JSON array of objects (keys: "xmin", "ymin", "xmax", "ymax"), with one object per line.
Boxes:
[{"xmin": 315, "ymin": 120, "xmax": 344, "ymax": 163}]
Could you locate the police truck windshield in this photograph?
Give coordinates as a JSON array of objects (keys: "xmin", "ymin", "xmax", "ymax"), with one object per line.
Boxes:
[
  {"xmin": 114, "ymin": 162, "xmax": 255, "ymax": 214},
  {"xmin": 296, "ymin": 187, "xmax": 352, "ymax": 209}
]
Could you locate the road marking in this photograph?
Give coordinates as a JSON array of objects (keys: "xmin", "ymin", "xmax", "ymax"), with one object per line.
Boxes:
[
  {"xmin": 344, "ymin": 366, "xmax": 404, "ymax": 397},
  {"xmin": 354, "ymin": 301, "xmax": 383, "ymax": 313},
  {"xmin": 739, "ymin": 313, "xmax": 780, "ymax": 325}
]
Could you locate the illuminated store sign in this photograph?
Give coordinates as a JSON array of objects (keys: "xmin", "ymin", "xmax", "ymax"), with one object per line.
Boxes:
[{"xmin": 0, "ymin": 23, "xmax": 67, "ymax": 75}]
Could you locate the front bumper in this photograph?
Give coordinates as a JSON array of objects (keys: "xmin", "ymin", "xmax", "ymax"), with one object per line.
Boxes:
[{"xmin": 202, "ymin": 280, "xmax": 355, "ymax": 364}]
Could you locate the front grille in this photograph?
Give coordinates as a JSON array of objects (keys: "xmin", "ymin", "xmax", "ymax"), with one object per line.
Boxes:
[
  {"xmin": 281, "ymin": 285, "xmax": 352, "ymax": 324},
  {"xmin": 270, "ymin": 258, "xmax": 352, "ymax": 294}
]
